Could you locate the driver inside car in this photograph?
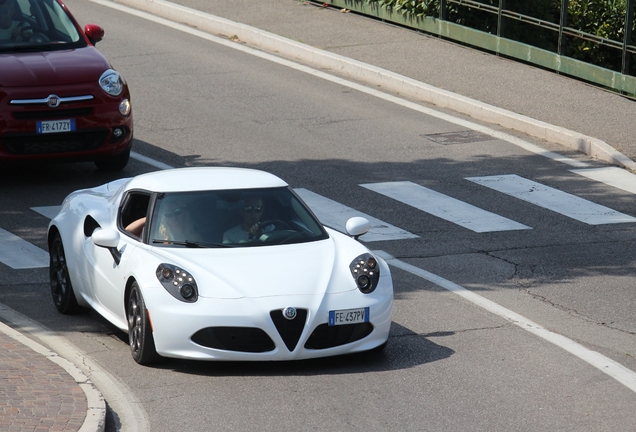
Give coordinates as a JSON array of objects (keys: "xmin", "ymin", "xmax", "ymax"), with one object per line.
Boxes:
[
  {"xmin": 223, "ymin": 194, "xmax": 274, "ymax": 243},
  {"xmin": 0, "ymin": 0, "xmax": 32, "ymax": 41}
]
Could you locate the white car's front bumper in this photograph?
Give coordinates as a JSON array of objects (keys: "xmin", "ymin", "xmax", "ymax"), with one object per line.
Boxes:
[{"xmin": 144, "ymin": 282, "xmax": 393, "ymax": 361}]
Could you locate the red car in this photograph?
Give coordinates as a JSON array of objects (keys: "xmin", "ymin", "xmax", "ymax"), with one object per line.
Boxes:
[{"xmin": 0, "ymin": 0, "xmax": 133, "ymax": 170}]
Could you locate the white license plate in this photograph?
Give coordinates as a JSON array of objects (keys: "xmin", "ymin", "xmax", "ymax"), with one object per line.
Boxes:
[
  {"xmin": 36, "ymin": 119, "xmax": 76, "ymax": 134},
  {"xmin": 329, "ymin": 307, "xmax": 369, "ymax": 326}
]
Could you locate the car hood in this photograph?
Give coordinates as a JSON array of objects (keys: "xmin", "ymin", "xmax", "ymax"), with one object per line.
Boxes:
[
  {"xmin": 152, "ymin": 239, "xmax": 358, "ymax": 299},
  {"xmin": 0, "ymin": 47, "xmax": 110, "ymax": 87}
]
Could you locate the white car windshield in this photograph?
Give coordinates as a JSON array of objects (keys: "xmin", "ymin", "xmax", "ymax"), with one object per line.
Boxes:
[{"xmin": 148, "ymin": 187, "xmax": 329, "ymax": 248}]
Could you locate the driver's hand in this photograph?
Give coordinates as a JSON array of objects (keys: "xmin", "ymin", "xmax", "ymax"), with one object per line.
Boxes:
[{"xmin": 248, "ymin": 223, "xmax": 261, "ymax": 236}]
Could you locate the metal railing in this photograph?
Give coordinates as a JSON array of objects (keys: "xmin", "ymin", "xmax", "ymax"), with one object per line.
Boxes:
[
  {"xmin": 439, "ymin": 0, "xmax": 636, "ymax": 75},
  {"xmin": 324, "ymin": 0, "xmax": 636, "ymax": 95}
]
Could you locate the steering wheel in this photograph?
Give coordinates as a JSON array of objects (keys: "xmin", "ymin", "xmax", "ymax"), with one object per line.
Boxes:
[{"xmin": 259, "ymin": 219, "xmax": 292, "ymax": 231}]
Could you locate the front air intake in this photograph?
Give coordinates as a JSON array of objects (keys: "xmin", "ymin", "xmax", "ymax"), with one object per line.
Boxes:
[{"xmin": 270, "ymin": 309, "xmax": 308, "ymax": 352}]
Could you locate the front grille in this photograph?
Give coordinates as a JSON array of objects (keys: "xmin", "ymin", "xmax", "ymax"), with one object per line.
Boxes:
[
  {"xmin": 191, "ymin": 327, "xmax": 275, "ymax": 353},
  {"xmin": 270, "ymin": 309, "xmax": 308, "ymax": 352},
  {"xmin": 305, "ymin": 322, "xmax": 373, "ymax": 350},
  {"xmin": 12, "ymin": 108, "xmax": 94, "ymax": 121},
  {"xmin": 1, "ymin": 129, "xmax": 108, "ymax": 155}
]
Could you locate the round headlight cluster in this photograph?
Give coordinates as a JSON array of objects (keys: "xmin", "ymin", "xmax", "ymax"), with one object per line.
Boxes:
[
  {"xmin": 156, "ymin": 264, "xmax": 198, "ymax": 302},
  {"xmin": 349, "ymin": 253, "xmax": 380, "ymax": 294},
  {"xmin": 99, "ymin": 69, "xmax": 124, "ymax": 96}
]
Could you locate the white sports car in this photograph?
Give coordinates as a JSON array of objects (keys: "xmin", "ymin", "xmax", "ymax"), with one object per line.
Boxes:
[{"xmin": 48, "ymin": 167, "xmax": 393, "ymax": 364}]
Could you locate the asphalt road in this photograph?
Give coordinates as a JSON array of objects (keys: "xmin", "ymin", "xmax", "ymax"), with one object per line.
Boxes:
[{"xmin": 0, "ymin": 0, "xmax": 635, "ymax": 431}]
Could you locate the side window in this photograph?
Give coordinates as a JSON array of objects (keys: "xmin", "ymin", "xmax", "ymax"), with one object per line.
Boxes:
[{"xmin": 120, "ymin": 192, "xmax": 151, "ymax": 239}]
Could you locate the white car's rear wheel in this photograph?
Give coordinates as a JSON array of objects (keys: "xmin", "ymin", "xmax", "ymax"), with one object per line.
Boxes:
[
  {"xmin": 49, "ymin": 233, "xmax": 79, "ymax": 314},
  {"xmin": 127, "ymin": 282, "xmax": 160, "ymax": 364}
]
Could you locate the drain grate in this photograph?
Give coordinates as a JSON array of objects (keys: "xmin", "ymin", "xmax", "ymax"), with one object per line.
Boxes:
[{"xmin": 421, "ymin": 130, "xmax": 493, "ymax": 145}]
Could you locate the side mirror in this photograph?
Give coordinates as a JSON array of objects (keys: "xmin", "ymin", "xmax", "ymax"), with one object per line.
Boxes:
[
  {"xmin": 92, "ymin": 228, "xmax": 122, "ymax": 264},
  {"xmin": 345, "ymin": 217, "xmax": 370, "ymax": 240},
  {"xmin": 84, "ymin": 24, "xmax": 104, "ymax": 45}
]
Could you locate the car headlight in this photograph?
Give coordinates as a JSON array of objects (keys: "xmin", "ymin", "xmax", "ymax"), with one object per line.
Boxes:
[
  {"xmin": 349, "ymin": 253, "xmax": 380, "ymax": 294},
  {"xmin": 156, "ymin": 264, "xmax": 198, "ymax": 303},
  {"xmin": 99, "ymin": 69, "xmax": 124, "ymax": 96},
  {"xmin": 118, "ymin": 99, "xmax": 131, "ymax": 116}
]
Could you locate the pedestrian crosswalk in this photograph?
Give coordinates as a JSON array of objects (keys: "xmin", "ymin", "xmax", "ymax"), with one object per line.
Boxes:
[
  {"xmin": 2, "ymin": 169, "xmax": 636, "ymax": 269},
  {"xmin": 0, "ymin": 228, "xmax": 49, "ymax": 270},
  {"xmin": 467, "ymin": 174, "xmax": 636, "ymax": 225},
  {"xmin": 360, "ymin": 181, "xmax": 531, "ymax": 233},
  {"xmin": 293, "ymin": 188, "xmax": 418, "ymax": 241}
]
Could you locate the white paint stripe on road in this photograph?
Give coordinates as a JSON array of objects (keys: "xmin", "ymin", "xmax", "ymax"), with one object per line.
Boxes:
[
  {"xmin": 131, "ymin": 151, "xmax": 174, "ymax": 170},
  {"xmin": 0, "ymin": 228, "xmax": 48, "ymax": 269},
  {"xmin": 361, "ymin": 181, "xmax": 531, "ymax": 233},
  {"xmin": 467, "ymin": 174, "xmax": 636, "ymax": 225},
  {"xmin": 374, "ymin": 250, "xmax": 636, "ymax": 394},
  {"xmin": 31, "ymin": 206, "xmax": 61, "ymax": 220},
  {"xmin": 571, "ymin": 167, "xmax": 636, "ymax": 194},
  {"xmin": 294, "ymin": 188, "xmax": 418, "ymax": 242}
]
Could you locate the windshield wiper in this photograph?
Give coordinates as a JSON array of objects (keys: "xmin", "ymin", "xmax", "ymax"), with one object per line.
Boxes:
[{"xmin": 151, "ymin": 239, "xmax": 232, "ymax": 248}]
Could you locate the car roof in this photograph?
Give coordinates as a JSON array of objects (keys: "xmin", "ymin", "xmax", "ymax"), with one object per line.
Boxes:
[{"xmin": 124, "ymin": 167, "xmax": 288, "ymax": 193}]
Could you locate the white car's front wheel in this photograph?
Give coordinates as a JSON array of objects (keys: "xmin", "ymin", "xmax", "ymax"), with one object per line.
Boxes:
[
  {"xmin": 127, "ymin": 282, "xmax": 160, "ymax": 365},
  {"xmin": 49, "ymin": 232, "xmax": 79, "ymax": 314}
]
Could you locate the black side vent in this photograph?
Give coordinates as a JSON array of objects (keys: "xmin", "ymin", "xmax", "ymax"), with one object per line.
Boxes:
[
  {"xmin": 305, "ymin": 323, "xmax": 373, "ymax": 350},
  {"xmin": 191, "ymin": 327, "xmax": 275, "ymax": 353},
  {"xmin": 13, "ymin": 108, "xmax": 94, "ymax": 121},
  {"xmin": 2, "ymin": 129, "xmax": 108, "ymax": 155},
  {"xmin": 270, "ymin": 309, "xmax": 308, "ymax": 352}
]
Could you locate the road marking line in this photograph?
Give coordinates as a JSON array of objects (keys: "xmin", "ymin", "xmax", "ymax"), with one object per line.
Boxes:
[
  {"xmin": 361, "ymin": 181, "xmax": 531, "ymax": 233},
  {"xmin": 375, "ymin": 250, "xmax": 636, "ymax": 394},
  {"xmin": 571, "ymin": 167, "xmax": 636, "ymax": 194},
  {"xmin": 0, "ymin": 228, "xmax": 48, "ymax": 269},
  {"xmin": 294, "ymin": 188, "xmax": 418, "ymax": 241},
  {"xmin": 131, "ymin": 151, "xmax": 174, "ymax": 170},
  {"xmin": 31, "ymin": 206, "xmax": 61, "ymax": 220},
  {"xmin": 467, "ymin": 174, "xmax": 636, "ymax": 225}
]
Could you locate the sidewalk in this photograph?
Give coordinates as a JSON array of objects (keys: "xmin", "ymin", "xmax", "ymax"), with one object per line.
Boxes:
[{"xmin": 0, "ymin": 318, "xmax": 104, "ymax": 432}]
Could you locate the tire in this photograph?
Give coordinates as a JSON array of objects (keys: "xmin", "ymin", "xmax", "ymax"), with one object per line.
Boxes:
[
  {"xmin": 94, "ymin": 148, "xmax": 130, "ymax": 171},
  {"xmin": 372, "ymin": 340, "xmax": 388, "ymax": 352},
  {"xmin": 127, "ymin": 282, "xmax": 160, "ymax": 364},
  {"xmin": 49, "ymin": 233, "xmax": 80, "ymax": 314}
]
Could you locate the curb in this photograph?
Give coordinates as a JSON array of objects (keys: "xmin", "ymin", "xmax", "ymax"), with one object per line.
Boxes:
[
  {"xmin": 0, "ymin": 313, "xmax": 106, "ymax": 432},
  {"xmin": 112, "ymin": 0, "xmax": 636, "ymax": 171}
]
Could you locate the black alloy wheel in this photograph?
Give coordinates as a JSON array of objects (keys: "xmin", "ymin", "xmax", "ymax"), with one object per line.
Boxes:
[
  {"xmin": 127, "ymin": 281, "xmax": 160, "ymax": 364},
  {"xmin": 49, "ymin": 233, "xmax": 79, "ymax": 314}
]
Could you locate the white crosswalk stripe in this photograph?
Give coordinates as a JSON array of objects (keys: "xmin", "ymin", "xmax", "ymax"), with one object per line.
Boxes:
[
  {"xmin": 360, "ymin": 181, "xmax": 531, "ymax": 233},
  {"xmin": 31, "ymin": 206, "xmax": 61, "ymax": 220},
  {"xmin": 467, "ymin": 174, "xmax": 636, "ymax": 225},
  {"xmin": 571, "ymin": 167, "xmax": 636, "ymax": 195},
  {"xmin": 293, "ymin": 188, "xmax": 418, "ymax": 242},
  {"xmin": 0, "ymin": 228, "xmax": 48, "ymax": 269}
]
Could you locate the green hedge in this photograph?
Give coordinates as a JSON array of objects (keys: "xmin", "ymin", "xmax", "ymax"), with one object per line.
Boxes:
[{"xmin": 362, "ymin": 0, "xmax": 634, "ymax": 72}]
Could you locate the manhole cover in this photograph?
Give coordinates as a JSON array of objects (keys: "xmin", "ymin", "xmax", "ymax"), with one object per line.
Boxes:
[{"xmin": 421, "ymin": 130, "xmax": 493, "ymax": 145}]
